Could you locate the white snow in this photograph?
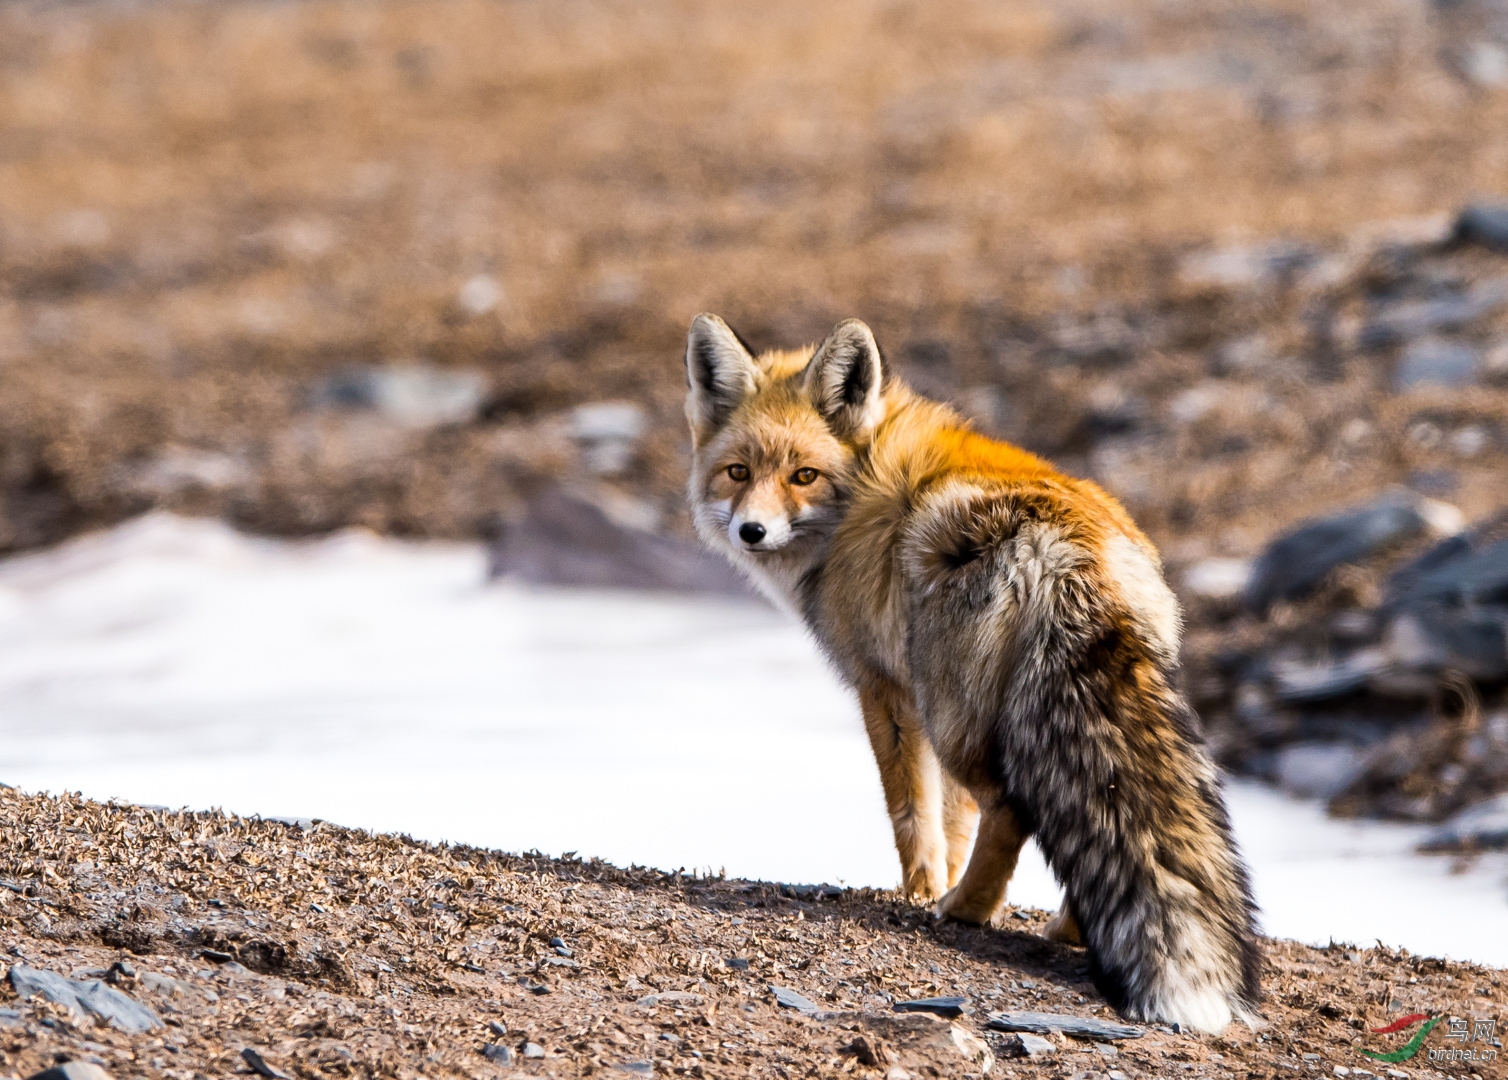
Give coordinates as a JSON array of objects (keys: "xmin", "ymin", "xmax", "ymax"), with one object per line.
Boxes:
[{"xmin": 1, "ymin": 514, "xmax": 1504, "ymax": 963}]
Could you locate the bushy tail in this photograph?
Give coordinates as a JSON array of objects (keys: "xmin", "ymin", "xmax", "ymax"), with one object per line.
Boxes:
[
  {"xmin": 1003, "ymin": 538, "xmax": 1260, "ymax": 1031},
  {"xmin": 904, "ymin": 493, "xmax": 1261, "ymax": 1032}
]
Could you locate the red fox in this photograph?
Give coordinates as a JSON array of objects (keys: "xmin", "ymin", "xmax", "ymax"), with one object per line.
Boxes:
[{"xmin": 683, "ymin": 313, "xmax": 1260, "ymax": 1033}]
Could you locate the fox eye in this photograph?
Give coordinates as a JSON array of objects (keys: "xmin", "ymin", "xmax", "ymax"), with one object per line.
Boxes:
[
  {"xmin": 726, "ymin": 464, "xmax": 750, "ymax": 482},
  {"xmin": 791, "ymin": 467, "xmax": 819, "ymax": 485}
]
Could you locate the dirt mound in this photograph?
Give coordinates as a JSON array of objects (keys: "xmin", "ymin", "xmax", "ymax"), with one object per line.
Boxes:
[{"xmin": 0, "ymin": 787, "xmax": 1503, "ymax": 1080}]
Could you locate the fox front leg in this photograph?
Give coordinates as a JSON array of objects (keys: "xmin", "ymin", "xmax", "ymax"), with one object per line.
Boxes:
[{"xmin": 858, "ymin": 682, "xmax": 950, "ymax": 902}]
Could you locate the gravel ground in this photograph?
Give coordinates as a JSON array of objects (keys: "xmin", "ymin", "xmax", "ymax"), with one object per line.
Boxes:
[{"xmin": 1, "ymin": 787, "xmax": 1503, "ymax": 1080}]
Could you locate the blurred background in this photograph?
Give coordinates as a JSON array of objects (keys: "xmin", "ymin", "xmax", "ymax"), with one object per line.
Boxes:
[{"xmin": 2, "ymin": 0, "xmax": 1508, "ymax": 957}]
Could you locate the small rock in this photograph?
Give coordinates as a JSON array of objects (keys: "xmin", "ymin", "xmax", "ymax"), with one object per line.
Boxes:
[
  {"xmin": 884, "ymin": 1068, "xmax": 910, "ymax": 1080},
  {"xmin": 548, "ymin": 936, "xmax": 567, "ymax": 949},
  {"xmin": 523, "ymin": 1043, "xmax": 546, "ymax": 1059},
  {"xmin": 893, "ymin": 996, "xmax": 972, "ymax": 1018},
  {"xmin": 724, "ymin": 957, "xmax": 750, "ymax": 971},
  {"xmin": 457, "ymin": 274, "xmax": 502, "ymax": 317},
  {"xmin": 241, "ymin": 1049, "xmax": 292, "ymax": 1080},
  {"xmin": 1108, "ymin": 1071, "xmax": 1130, "ymax": 1080},
  {"xmin": 1273, "ymin": 743, "xmax": 1369, "ymax": 799},
  {"xmin": 26, "ymin": 1064, "xmax": 114, "ymax": 1080},
  {"xmin": 198, "ymin": 949, "xmax": 235, "ymax": 964},
  {"xmin": 1334, "ymin": 1067, "xmax": 1351, "ymax": 1078},
  {"xmin": 655, "ymin": 991, "xmax": 706, "ymax": 1007},
  {"xmin": 488, "ymin": 1020, "xmax": 508, "ymax": 1037},
  {"xmin": 316, "ymin": 364, "xmax": 488, "ymax": 429},
  {"xmin": 1183, "ymin": 558, "xmax": 1254, "ymax": 601},
  {"xmin": 1420, "ymin": 792, "xmax": 1508, "ymax": 852},
  {"xmin": 613, "ymin": 1064, "xmax": 653, "ymax": 1078},
  {"xmin": 1461, "ymin": 41, "xmax": 1508, "ymax": 86},
  {"xmin": 1395, "ymin": 339, "xmax": 1481, "ymax": 391},
  {"xmin": 1095, "ymin": 1042, "xmax": 1118, "ymax": 1057},
  {"xmin": 0, "ymin": 1008, "xmax": 22, "ymax": 1028},
  {"xmin": 1456, "ymin": 203, "xmax": 1508, "ymax": 253},
  {"xmin": 1000, "ymin": 1032, "xmax": 1057, "ymax": 1058},
  {"xmin": 481, "ymin": 1043, "xmax": 514, "ymax": 1065},
  {"xmin": 570, "ymin": 402, "xmax": 648, "ymax": 476},
  {"xmin": 986, "ymin": 1010, "xmax": 1144, "ymax": 1040},
  {"xmin": 769, "ymin": 985, "xmax": 821, "ymax": 1014}
]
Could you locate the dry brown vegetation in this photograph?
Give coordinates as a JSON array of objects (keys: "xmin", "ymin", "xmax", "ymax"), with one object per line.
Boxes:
[
  {"xmin": 2, "ymin": 786, "xmax": 1505, "ymax": 1080},
  {"xmin": 2, "ymin": 0, "xmax": 1507, "ymax": 555}
]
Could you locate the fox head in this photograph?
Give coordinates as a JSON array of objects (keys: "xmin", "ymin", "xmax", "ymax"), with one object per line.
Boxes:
[{"xmin": 684, "ymin": 313, "xmax": 886, "ymax": 570}]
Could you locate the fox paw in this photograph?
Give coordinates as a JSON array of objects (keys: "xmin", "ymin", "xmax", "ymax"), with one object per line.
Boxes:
[
  {"xmin": 934, "ymin": 886, "xmax": 1001, "ymax": 926},
  {"xmin": 1044, "ymin": 907, "xmax": 1083, "ymax": 945}
]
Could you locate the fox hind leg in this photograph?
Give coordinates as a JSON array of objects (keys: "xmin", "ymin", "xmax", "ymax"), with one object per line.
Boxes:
[
  {"xmin": 942, "ymin": 773, "xmax": 979, "ymax": 888},
  {"xmin": 859, "ymin": 681, "xmax": 949, "ymax": 901},
  {"xmin": 935, "ymin": 797, "xmax": 1026, "ymax": 926}
]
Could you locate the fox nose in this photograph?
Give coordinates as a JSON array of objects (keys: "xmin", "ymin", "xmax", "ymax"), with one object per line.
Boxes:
[{"xmin": 739, "ymin": 522, "xmax": 767, "ymax": 545}]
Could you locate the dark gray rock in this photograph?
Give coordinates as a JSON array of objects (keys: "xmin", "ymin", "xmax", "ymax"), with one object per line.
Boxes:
[
  {"xmin": 26, "ymin": 1064, "xmax": 113, "ymax": 1080},
  {"xmin": 724, "ymin": 957, "xmax": 750, "ymax": 971},
  {"xmin": 1387, "ymin": 512, "xmax": 1508, "ymax": 609},
  {"xmin": 1455, "ymin": 203, "xmax": 1508, "ymax": 253},
  {"xmin": 1385, "ymin": 606, "xmax": 1508, "ymax": 681},
  {"xmin": 769, "ymin": 985, "xmax": 821, "ymax": 1014},
  {"xmin": 240, "ymin": 1049, "xmax": 291, "ymax": 1080},
  {"xmin": 985, "ymin": 1010, "xmax": 1145, "ymax": 1041},
  {"xmin": 488, "ymin": 1020, "xmax": 508, "ymax": 1037},
  {"xmin": 1244, "ymin": 493, "xmax": 1446, "ymax": 613},
  {"xmin": 481, "ymin": 1043, "xmax": 514, "ymax": 1065},
  {"xmin": 893, "ymin": 996, "xmax": 972, "ymax": 1018},
  {"xmin": 1394, "ymin": 340, "xmax": 1481, "ymax": 390},
  {"xmin": 1419, "ymin": 793, "xmax": 1508, "ymax": 852},
  {"xmin": 7, "ymin": 965, "xmax": 162, "ymax": 1034},
  {"xmin": 488, "ymin": 488, "xmax": 756, "ymax": 595},
  {"xmin": 778, "ymin": 883, "xmax": 844, "ymax": 900}
]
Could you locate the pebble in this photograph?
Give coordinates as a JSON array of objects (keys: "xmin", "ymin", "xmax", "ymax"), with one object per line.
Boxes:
[
  {"xmin": 1000, "ymin": 1032, "xmax": 1057, "ymax": 1058},
  {"xmin": 26, "ymin": 1066, "xmax": 113, "ymax": 1080},
  {"xmin": 240, "ymin": 1048, "xmax": 292, "ymax": 1080},
  {"xmin": 1183, "ymin": 558, "xmax": 1254, "ymax": 601},
  {"xmin": 1394, "ymin": 339, "xmax": 1480, "ymax": 391},
  {"xmin": 1419, "ymin": 792, "xmax": 1508, "ymax": 852},
  {"xmin": 522, "ymin": 1042, "xmax": 546, "ymax": 1059},
  {"xmin": 613, "ymin": 1064, "xmax": 653, "ymax": 1077},
  {"xmin": 487, "ymin": 1020, "xmax": 508, "ymax": 1037},
  {"xmin": 769, "ymin": 985, "xmax": 821, "ymax": 1014},
  {"xmin": 316, "ymin": 365, "xmax": 488, "ymax": 430},
  {"xmin": 481, "ymin": 1043, "xmax": 513, "ymax": 1065},
  {"xmin": 725, "ymin": 957, "xmax": 750, "ymax": 971}
]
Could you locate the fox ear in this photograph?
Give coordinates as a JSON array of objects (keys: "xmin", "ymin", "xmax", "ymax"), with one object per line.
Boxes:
[
  {"xmin": 805, "ymin": 319, "xmax": 884, "ymax": 438},
  {"xmin": 685, "ymin": 313, "xmax": 757, "ymax": 433}
]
